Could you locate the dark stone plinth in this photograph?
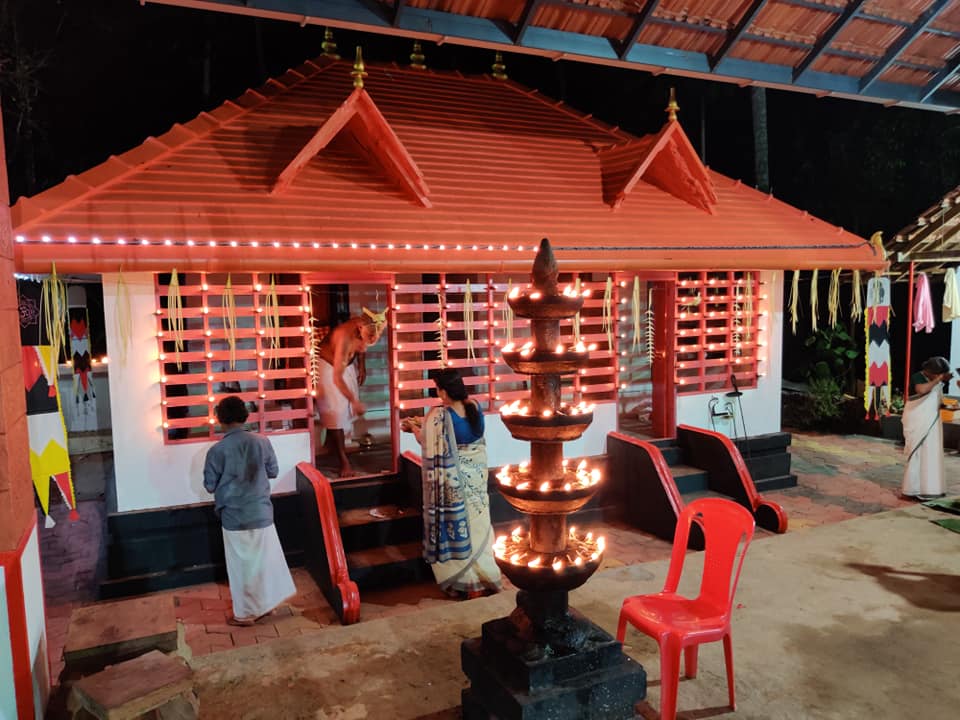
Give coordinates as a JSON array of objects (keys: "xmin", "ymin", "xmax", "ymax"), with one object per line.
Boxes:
[{"xmin": 461, "ymin": 607, "xmax": 646, "ymax": 719}]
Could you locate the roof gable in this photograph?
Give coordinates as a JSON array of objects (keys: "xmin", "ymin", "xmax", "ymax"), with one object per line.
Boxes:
[
  {"xmin": 598, "ymin": 120, "xmax": 717, "ymax": 214},
  {"xmin": 271, "ymin": 87, "xmax": 431, "ymax": 207}
]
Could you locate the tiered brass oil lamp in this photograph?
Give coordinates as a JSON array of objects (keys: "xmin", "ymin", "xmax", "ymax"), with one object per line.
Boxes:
[{"xmin": 493, "ymin": 237, "xmax": 606, "ymax": 646}]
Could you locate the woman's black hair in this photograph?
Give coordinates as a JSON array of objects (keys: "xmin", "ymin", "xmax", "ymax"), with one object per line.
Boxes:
[
  {"xmin": 434, "ymin": 368, "xmax": 482, "ymax": 435},
  {"xmin": 215, "ymin": 395, "xmax": 249, "ymax": 425},
  {"xmin": 922, "ymin": 356, "xmax": 951, "ymax": 376}
]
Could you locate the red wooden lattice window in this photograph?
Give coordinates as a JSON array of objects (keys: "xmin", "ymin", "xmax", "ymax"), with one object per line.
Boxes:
[
  {"xmin": 675, "ymin": 271, "xmax": 765, "ymax": 394},
  {"xmin": 391, "ymin": 273, "xmax": 618, "ymax": 417},
  {"xmin": 156, "ymin": 272, "xmax": 313, "ymax": 443}
]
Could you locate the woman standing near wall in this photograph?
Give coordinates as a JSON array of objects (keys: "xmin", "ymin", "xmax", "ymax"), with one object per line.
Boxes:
[{"xmin": 403, "ymin": 369, "xmax": 501, "ymax": 599}]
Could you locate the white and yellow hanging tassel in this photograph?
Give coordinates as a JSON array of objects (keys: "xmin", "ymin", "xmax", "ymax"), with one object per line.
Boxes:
[
  {"xmin": 42, "ymin": 263, "xmax": 68, "ymax": 364},
  {"xmin": 167, "ymin": 269, "xmax": 185, "ymax": 369},
  {"xmin": 631, "ymin": 276, "xmax": 642, "ymax": 351},
  {"xmin": 436, "ymin": 286, "xmax": 448, "ymax": 366},
  {"xmin": 502, "ymin": 278, "xmax": 514, "ymax": 343},
  {"xmin": 731, "ymin": 280, "xmax": 742, "ymax": 357},
  {"xmin": 464, "ymin": 279, "xmax": 476, "ymax": 360},
  {"xmin": 265, "ymin": 275, "xmax": 281, "ymax": 368},
  {"xmin": 827, "ymin": 268, "xmax": 841, "ymax": 327},
  {"xmin": 573, "ymin": 277, "xmax": 582, "ymax": 345},
  {"xmin": 222, "ymin": 274, "xmax": 237, "ymax": 369},
  {"xmin": 115, "ymin": 268, "xmax": 132, "ymax": 366},
  {"xmin": 851, "ymin": 269, "xmax": 862, "ymax": 323},
  {"xmin": 645, "ymin": 287, "xmax": 655, "ymax": 366},
  {"xmin": 810, "ymin": 269, "xmax": 819, "ymax": 333},
  {"xmin": 744, "ymin": 272, "xmax": 754, "ymax": 337},
  {"xmin": 789, "ymin": 270, "xmax": 800, "ymax": 335},
  {"xmin": 602, "ymin": 276, "xmax": 614, "ymax": 350}
]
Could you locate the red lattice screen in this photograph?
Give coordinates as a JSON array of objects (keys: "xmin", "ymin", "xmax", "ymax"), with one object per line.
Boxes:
[
  {"xmin": 391, "ymin": 273, "xmax": 618, "ymax": 417},
  {"xmin": 675, "ymin": 271, "xmax": 766, "ymax": 394},
  {"xmin": 156, "ymin": 272, "xmax": 313, "ymax": 443}
]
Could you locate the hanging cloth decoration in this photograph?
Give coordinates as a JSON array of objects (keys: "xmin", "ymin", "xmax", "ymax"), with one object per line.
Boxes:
[
  {"xmin": 115, "ymin": 268, "xmax": 133, "ymax": 366},
  {"xmin": 167, "ymin": 269, "xmax": 185, "ymax": 369},
  {"xmin": 67, "ymin": 285, "xmax": 97, "ymax": 432},
  {"xmin": 942, "ymin": 268, "xmax": 960, "ymax": 322},
  {"xmin": 22, "ymin": 345, "xmax": 76, "ymax": 527},
  {"xmin": 865, "ymin": 275, "xmax": 892, "ymax": 417},
  {"xmin": 827, "ymin": 269, "xmax": 841, "ymax": 328},
  {"xmin": 809, "ymin": 269, "xmax": 820, "ymax": 332},
  {"xmin": 572, "ymin": 277, "xmax": 582, "ymax": 345},
  {"xmin": 850, "ymin": 270, "xmax": 863, "ymax": 324},
  {"xmin": 602, "ymin": 276, "xmax": 614, "ymax": 351},
  {"xmin": 789, "ymin": 270, "xmax": 800, "ymax": 335},
  {"xmin": 464, "ymin": 279, "xmax": 476, "ymax": 360},
  {"xmin": 912, "ymin": 273, "xmax": 935, "ymax": 333},
  {"xmin": 503, "ymin": 279, "xmax": 515, "ymax": 343}
]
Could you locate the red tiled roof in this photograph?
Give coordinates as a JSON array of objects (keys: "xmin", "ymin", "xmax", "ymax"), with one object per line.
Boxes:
[{"xmin": 11, "ymin": 57, "xmax": 884, "ymax": 273}]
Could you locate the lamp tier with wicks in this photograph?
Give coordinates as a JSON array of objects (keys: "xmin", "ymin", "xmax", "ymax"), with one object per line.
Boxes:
[{"xmin": 492, "ymin": 237, "xmax": 605, "ymax": 594}]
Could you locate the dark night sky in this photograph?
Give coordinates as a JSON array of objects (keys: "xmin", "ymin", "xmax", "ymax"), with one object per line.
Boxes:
[{"xmin": 2, "ymin": 0, "xmax": 959, "ymax": 240}]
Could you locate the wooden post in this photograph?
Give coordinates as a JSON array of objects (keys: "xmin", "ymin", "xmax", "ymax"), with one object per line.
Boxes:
[{"xmin": 905, "ymin": 261, "xmax": 915, "ymax": 395}]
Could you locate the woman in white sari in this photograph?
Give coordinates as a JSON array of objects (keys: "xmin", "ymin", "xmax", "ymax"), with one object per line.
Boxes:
[
  {"xmin": 902, "ymin": 356, "xmax": 952, "ymax": 500},
  {"xmin": 403, "ymin": 369, "xmax": 501, "ymax": 598}
]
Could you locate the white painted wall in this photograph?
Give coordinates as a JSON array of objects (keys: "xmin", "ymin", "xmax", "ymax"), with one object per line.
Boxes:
[
  {"xmin": 20, "ymin": 527, "xmax": 47, "ymax": 720},
  {"xmin": 102, "ymin": 272, "xmax": 311, "ymax": 512},
  {"xmin": 676, "ymin": 271, "xmax": 784, "ymax": 438},
  {"xmin": 399, "ymin": 402, "xmax": 617, "ymax": 466},
  {"xmin": 0, "ymin": 565, "xmax": 15, "ymax": 720}
]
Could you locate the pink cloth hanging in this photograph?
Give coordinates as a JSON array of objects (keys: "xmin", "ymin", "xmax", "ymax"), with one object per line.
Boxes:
[{"xmin": 913, "ymin": 273, "xmax": 935, "ymax": 333}]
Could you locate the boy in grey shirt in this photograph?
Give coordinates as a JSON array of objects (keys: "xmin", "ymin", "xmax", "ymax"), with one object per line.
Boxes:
[{"xmin": 203, "ymin": 396, "xmax": 296, "ymax": 625}]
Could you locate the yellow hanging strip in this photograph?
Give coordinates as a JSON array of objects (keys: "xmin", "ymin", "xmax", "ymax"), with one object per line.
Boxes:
[
  {"xmin": 631, "ymin": 277, "xmax": 642, "ymax": 351},
  {"xmin": 602, "ymin": 276, "xmax": 614, "ymax": 350},
  {"xmin": 115, "ymin": 268, "xmax": 132, "ymax": 366},
  {"xmin": 464, "ymin": 279, "xmax": 475, "ymax": 360},
  {"xmin": 222, "ymin": 274, "xmax": 237, "ymax": 369},
  {"xmin": 645, "ymin": 287, "xmax": 655, "ymax": 366},
  {"xmin": 828, "ymin": 268, "xmax": 841, "ymax": 327},
  {"xmin": 810, "ymin": 269, "xmax": 819, "ymax": 333},
  {"xmin": 167, "ymin": 269, "xmax": 185, "ymax": 369},
  {"xmin": 573, "ymin": 277, "xmax": 582, "ymax": 345},
  {"xmin": 266, "ymin": 275, "xmax": 281, "ymax": 368},
  {"xmin": 851, "ymin": 269, "xmax": 863, "ymax": 323},
  {"xmin": 503, "ymin": 278, "xmax": 514, "ymax": 343},
  {"xmin": 789, "ymin": 270, "xmax": 800, "ymax": 335}
]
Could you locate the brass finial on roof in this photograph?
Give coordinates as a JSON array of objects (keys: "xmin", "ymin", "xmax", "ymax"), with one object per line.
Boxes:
[
  {"xmin": 492, "ymin": 51, "xmax": 508, "ymax": 81},
  {"xmin": 351, "ymin": 47, "xmax": 368, "ymax": 89},
  {"xmin": 410, "ymin": 41, "xmax": 426, "ymax": 70},
  {"xmin": 666, "ymin": 87, "xmax": 679, "ymax": 122},
  {"xmin": 321, "ymin": 27, "xmax": 340, "ymax": 60}
]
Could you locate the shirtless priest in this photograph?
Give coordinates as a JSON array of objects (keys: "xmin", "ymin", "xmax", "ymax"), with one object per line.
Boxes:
[{"xmin": 315, "ymin": 308, "xmax": 387, "ymax": 476}]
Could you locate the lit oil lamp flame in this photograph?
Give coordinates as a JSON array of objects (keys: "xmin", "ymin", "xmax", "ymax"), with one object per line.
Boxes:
[
  {"xmin": 564, "ymin": 483, "xmax": 572, "ymax": 491},
  {"xmin": 541, "ymin": 409, "xmax": 553, "ymax": 418},
  {"xmin": 575, "ymin": 341, "xmax": 586, "ymax": 353},
  {"xmin": 530, "ymin": 291, "xmax": 542, "ymax": 300},
  {"xmin": 552, "ymin": 558, "xmax": 565, "ymax": 572},
  {"xmin": 508, "ymin": 287, "xmax": 520, "ymax": 299},
  {"xmin": 512, "ymin": 526, "xmax": 523, "ymax": 537},
  {"xmin": 503, "ymin": 341, "xmax": 516, "ymax": 352},
  {"xmin": 539, "ymin": 481, "xmax": 551, "ymax": 492},
  {"xmin": 517, "ymin": 482, "xmax": 531, "ymax": 490},
  {"xmin": 511, "ymin": 553, "xmax": 522, "ymax": 564},
  {"xmin": 577, "ymin": 459, "xmax": 588, "ymax": 472},
  {"xmin": 519, "ymin": 461, "xmax": 529, "ymax": 472},
  {"xmin": 555, "ymin": 343, "xmax": 564, "ymax": 354},
  {"xmin": 528, "ymin": 556, "xmax": 542, "ymax": 568}
]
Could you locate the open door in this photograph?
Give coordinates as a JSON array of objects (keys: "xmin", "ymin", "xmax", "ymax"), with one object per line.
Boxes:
[{"xmin": 305, "ymin": 274, "xmax": 394, "ymax": 477}]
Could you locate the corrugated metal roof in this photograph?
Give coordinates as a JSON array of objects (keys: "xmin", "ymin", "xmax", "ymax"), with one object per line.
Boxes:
[
  {"xmin": 145, "ymin": 0, "xmax": 960, "ymax": 112},
  {"xmin": 11, "ymin": 57, "xmax": 883, "ymax": 273}
]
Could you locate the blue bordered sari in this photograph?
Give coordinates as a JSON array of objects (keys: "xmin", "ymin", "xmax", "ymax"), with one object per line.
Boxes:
[{"xmin": 423, "ymin": 406, "xmax": 472, "ymax": 562}]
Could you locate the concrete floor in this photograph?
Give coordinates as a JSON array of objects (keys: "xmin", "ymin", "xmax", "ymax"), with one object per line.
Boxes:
[
  {"xmin": 41, "ymin": 431, "xmax": 960, "ymax": 718},
  {"xmin": 189, "ymin": 503, "xmax": 960, "ymax": 720}
]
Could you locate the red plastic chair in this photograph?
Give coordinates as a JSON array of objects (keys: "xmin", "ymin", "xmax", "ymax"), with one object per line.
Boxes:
[{"xmin": 616, "ymin": 497, "xmax": 755, "ymax": 720}]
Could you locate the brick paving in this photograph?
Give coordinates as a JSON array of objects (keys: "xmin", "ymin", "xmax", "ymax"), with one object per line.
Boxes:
[{"xmin": 39, "ymin": 431, "xmax": 960, "ymax": 689}]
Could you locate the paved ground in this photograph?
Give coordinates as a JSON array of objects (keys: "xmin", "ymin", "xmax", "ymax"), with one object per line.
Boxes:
[{"xmin": 39, "ymin": 431, "xmax": 960, "ymax": 693}]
